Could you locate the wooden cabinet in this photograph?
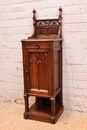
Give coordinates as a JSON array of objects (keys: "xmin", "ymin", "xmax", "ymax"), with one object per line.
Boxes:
[{"xmin": 21, "ymin": 7, "xmax": 64, "ymax": 124}]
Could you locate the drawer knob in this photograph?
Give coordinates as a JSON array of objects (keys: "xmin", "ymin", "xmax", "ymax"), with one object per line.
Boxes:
[{"xmin": 34, "ymin": 43, "xmax": 39, "ymax": 48}]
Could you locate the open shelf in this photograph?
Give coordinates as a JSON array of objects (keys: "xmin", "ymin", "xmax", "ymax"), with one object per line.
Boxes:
[{"xmin": 24, "ymin": 101, "xmax": 64, "ymax": 124}]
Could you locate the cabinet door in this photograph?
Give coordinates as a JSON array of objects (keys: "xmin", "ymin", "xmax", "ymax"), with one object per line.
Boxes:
[{"xmin": 26, "ymin": 49, "xmax": 50, "ymax": 96}]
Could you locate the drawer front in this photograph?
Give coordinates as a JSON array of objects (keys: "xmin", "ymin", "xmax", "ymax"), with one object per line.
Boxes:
[{"xmin": 24, "ymin": 41, "xmax": 50, "ymax": 49}]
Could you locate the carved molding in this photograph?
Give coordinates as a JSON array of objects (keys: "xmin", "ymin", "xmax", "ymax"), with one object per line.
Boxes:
[
  {"xmin": 36, "ymin": 20, "xmax": 59, "ymax": 26},
  {"xmin": 28, "ymin": 7, "xmax": 62, "ymax": 39},
  {"xmin": 29, "ymin": 52, "xmax": 48, "ymax": 65}
]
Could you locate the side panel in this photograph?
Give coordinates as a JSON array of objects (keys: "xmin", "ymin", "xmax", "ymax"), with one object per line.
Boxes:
[
  {"xmin": 53, "ymin": 41, "xmax": 61, "ymax": 91},
  {"xmin": 54, "ymin": 51, "xmax": 59, "ymax": 91}
]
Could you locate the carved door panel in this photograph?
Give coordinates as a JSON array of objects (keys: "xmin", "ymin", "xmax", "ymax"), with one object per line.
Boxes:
[
  {"xmin": 27, "ymin": 50, "xmax": 49, "ymax": 95},
  {"xmin": 29, "ymin": 53, "xmax": 38, "ymax": 90}
]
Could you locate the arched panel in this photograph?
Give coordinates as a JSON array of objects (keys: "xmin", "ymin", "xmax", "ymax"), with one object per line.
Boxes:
[
  {"xmin": 39, "ymin": 52, "xmax": 49, "ymax": 91},
  {"xmin": 29, "ymin": 53, "xmax": 38, "ymax": 89}
]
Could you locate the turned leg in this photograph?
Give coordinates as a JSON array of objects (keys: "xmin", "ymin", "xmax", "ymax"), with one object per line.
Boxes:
[
  {"xmin": 50, "ymin": 97, "xmax": 55, "ymax": 116},
  {"xmin": 24, "ymin": 94, "xmax": 29, "ymax": 119},
  {"xmin": 50, "ymin": 97, "xmax": 56, "ymax": 124}
]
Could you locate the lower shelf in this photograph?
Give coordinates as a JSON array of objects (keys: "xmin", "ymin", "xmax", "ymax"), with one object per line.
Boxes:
[{"xmin": 24, "ymin": 102, "xmax": 64, "ymax": 124}]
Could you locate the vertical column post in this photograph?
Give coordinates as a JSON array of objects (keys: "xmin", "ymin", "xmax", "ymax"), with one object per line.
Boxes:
[
  {"xmin": 33, "ymin": 9, "xmax": 37, "ymax": 38},
  {"xmin": 50, "ymin": 98, "xmax": 55, "ymax": 115},
  {"xmin": 50, "ymin": 97, "xmax": 55, "ymax": 123},
  {"xmin": 58, "ymin": 7, "xmax": 62, "ymax": 38},
  {"xmin": 24, "ymin": 94, "xmax": 29, "ymax": 119}
]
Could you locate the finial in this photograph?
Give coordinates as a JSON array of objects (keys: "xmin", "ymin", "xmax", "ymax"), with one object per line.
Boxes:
[
  {"xmin": 59, "ymin": 7, "xmax": 62, "ymax": 12},
  {"xmin": 58, "ymin": 7, "xmax": 62, "ymax": 18},
  {"xmin": 33, "ymin": 9, "xmax": 36, "ymax": 14},
  {"xmin": 57, "ymin": 7, "xmax": 62, "ymax": 38}
]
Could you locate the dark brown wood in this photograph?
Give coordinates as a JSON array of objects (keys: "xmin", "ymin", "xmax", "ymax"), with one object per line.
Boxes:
[{"xmin": 21, "ymin": 7, "xmax": 63, "ymax": 124}]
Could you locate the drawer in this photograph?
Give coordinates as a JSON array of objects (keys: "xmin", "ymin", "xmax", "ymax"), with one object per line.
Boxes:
[{"xmin": 24, "ymin": 42, "xmax": 50, "ymax": 49}]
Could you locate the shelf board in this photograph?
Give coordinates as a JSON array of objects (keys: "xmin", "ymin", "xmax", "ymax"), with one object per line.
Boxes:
[
  {"xmin": 29, "ymin": 102, "xmax": 51, "ymax": 116},
  {"xmin": 24, "ymin": 102, "xmax": 64, "ymax": 124}
]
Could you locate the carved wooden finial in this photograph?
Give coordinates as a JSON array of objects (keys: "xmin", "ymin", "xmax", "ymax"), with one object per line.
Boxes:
[
  {"xmin": 59, "ymin": 7, "xmax": 62, "ymax": 12},
  {"xmin": 57, "ymin": 7, "xmax": 63, "ymax": 38},
  {"xmin": 33, "ymin": 9, "xmax": 36, "ymax": 14},
  {"xmin": 28, "ymin": 9, "xmax": 36, "ymax": 39},
  {"xmin": 32, "ymin": 9, "xmax": 36, "ymax": 38},
  {"xmin": 59, "ymin": 7, "xmax": 62, "ymax": 18},
  {"xmin": 33, "ymin": 9, "xmax": 36, "ymax": 21}
]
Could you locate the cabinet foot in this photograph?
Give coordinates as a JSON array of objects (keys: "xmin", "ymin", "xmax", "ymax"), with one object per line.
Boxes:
[{"xmin": 24, "ymin": 112, "xmax": 28, "ymax": 119}]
